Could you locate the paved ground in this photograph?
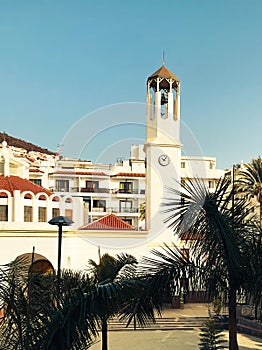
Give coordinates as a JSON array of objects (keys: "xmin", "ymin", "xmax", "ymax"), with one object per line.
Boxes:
[
  {"xmin": 90, "ymin": 304, "xmax": 262, "ymax": 350},
  {"xmin": 90, "ymin": 330, "xmax": 262, "ymax": 350},
  {"xmin": 160, "ymin": 303, "xmax": 210, "ymax": 318}
]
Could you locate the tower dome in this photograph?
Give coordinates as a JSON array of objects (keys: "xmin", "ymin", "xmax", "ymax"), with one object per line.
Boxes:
[{"xmin": 147, "ymin": 65, "xmax": 180, "ymax": 90}]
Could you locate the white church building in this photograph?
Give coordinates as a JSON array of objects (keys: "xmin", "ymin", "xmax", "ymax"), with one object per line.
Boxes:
[{"xmin": 0, "ymin": 64, "xmax": 224, "ymax": 269}]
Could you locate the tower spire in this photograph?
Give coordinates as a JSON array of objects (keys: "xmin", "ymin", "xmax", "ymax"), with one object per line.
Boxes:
[{"xmin": 162, "ymin": 50, "xmax": 165, "ymax": 66}]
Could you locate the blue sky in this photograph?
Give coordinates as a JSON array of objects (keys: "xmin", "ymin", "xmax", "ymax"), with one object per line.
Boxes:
[{"xmin": 0, "ymin": 0, "xmax": 261, "ymax": 169}]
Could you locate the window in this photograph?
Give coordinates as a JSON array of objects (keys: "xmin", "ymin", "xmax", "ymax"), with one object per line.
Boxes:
[
  {"xmin": 209, "ymin": 162, "xmax": 214, "ymax": 169},
  {"xmin": 181, "ymin": 162, "xmax": 185, "ymax": 168},
  {"xmin": 93, "ymin": 200, "xmax": 106, "ymax": 212},
  {"xmin": 65, "ymin": 209, "xmax": 73, "ymax": 220},
  {"xmin": 24, "ymin": 206, "xmax": 33, "ymax": 222},
  {"xmin": 38, "ymin": 207, "xmax": 47, "ymax": 222},
  {"xmin": 208, "ymin": 181, "xmax": 215, "ymax": 189},
  {"xmin": 30, "ymin": 179, "xmax": 42, "ymax": 186},
  {"xmin": 56, "ymin": 180, "xmax": 69, "ymax": 192},
  {"xmin": 0, "ymin": 205, "xmax": 8, "ymax": 221},
  {"xmin": 52, "ymin": 208, "xmax": 60, "ymax": 218},
  {"xmin": 120, "ymin": 200, "xmax": 132, "ymax": 213},
  {"xmin": 119, "ymin": 182, "xmax": 133, "ymax": 193},
  {"xmin": 86, "ymin": 180, "xmax": 99, "ymax": 189}
]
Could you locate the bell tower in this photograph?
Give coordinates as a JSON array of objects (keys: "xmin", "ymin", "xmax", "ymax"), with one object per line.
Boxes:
[
  {"xmin": 144, "ymin": 64, "xmax": 182, "ymax": 239},
  {"xmin": 146, "ymin": 65, "xmax": 180, "ymax": 143}
]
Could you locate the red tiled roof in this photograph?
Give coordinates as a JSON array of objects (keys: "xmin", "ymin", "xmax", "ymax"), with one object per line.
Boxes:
[
  {"xmin": 0, "ymin": 175, "xmax": 52, "ymax": 198},
  {"xmin": 29, "ymin": 168, "xmax": 44, "ymax": 173},
  {"xmin": 112, "ymin": 173, "xmax": 145, "ymax": 177},
  {"xmin": 78, "ymin": 214, "xmax": 135, "ymax": 231},
  {"xmin": 52, "ymin": 171, "xmax": 107, "ymax": 176}
]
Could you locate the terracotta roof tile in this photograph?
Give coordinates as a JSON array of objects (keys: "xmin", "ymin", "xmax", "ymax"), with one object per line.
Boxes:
[
  {"xmin": 52, "ymin": 171, "xmax": 107, "ymax": 176},
  {"xmin": 111, "ymin": 173, "xmax": 145, "ymax": 177},
  {"xmin": 148, "ymin": 65, "xmax": 180, "ymax": 82},
  {"xmin": 29, "ymin": 168, "xmax": 44, "ymax": 173},
  {"xmin": 78, "ymin": 214, "xmax": 135, "ymax": 231},
  {"xmin": 0, "ymin": 175, "xmax": 52, "ymax": 198}
]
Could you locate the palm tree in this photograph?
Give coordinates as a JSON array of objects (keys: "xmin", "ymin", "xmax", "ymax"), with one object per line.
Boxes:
[
  {"xmin": 120, "ymin": 242, "xmax": 194, "ymax": 329},
  {"xmin": 199, "ymin": 318, "xmax": 226, "ymax": 350},
  {"xmin": 140, "ymin": 177, "xmax": 258, "ymax": 350},
  {"xmin": 237, "ymin": 157, "xmax": 262, "ymax": 320},
  {"xmin": 241, "ymin": 224, "xmax": 262, "ymax": 320},
  {"xmin": 0, "ymin": 253, "xmax": 150, "ymax": 350},
  {"xmin": 238, "ymin": 156, "xmax": 262, "ymax": 227},
  {"xmin": 88, "ymin": 253, "xmax": 137, "ymax": 350},
  {"xmin": 0, "ymin": 259, "xmax": 98, "ymax": 349}
]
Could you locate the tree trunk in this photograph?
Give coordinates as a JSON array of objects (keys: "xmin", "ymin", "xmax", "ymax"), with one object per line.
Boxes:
[
  {"xmin": 101, "ymin": 319, "xmax": 108, "ymax": 350},
  {"xmin": 228, "ymin": 286, "xmax": 239, "ymax": 350},
  {"xmin": 260, "ymin": 199, "xmax": 262, "ymax": 228},
  {"xmin": 255, "ymin": 301, "xmax": 258, "ymax": 320}
]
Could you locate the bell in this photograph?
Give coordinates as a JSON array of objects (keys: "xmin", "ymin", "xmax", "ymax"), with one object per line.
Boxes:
[{"xmin": 161, "ymin": 92, "xmax": 168, "ymax": 105}]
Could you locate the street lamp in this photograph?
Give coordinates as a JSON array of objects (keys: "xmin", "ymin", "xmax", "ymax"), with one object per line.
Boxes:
[{"xmin": 48, "ymin": 216, "xmax": 73, "ymax": 289}]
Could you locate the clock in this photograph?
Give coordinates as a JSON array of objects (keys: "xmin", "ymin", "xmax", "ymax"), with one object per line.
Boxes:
[{"xmin": 158, "ymin": 154, "xmax": 170, "ymax": 166}]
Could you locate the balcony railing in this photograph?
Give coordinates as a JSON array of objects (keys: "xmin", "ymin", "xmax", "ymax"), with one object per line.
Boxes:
[
  {"xmin": 106, "ymin": 207, "xmax": 139, "ymax": 214},
  {"xmin": 80, "ymin": 188, "xmax": 110, "ymax": 193},
  {"xmin": 119, "ymin": 208, "xmax": 139, "ymax": 213},
  {"xmin": 92, "ymin": 207, "xmax": 106, "ymax": 212},
  {"xmin": 53, "ymin": 187, "xmax": 145, "ymax": 195},
  {"xmin": 113, "ymin": 189, "xmax": 145, "ymax": 195}
]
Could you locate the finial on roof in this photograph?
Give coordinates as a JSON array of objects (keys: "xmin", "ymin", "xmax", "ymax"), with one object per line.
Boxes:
[{"xmin": 162, "ymin": 50, "xmax": 165, "ymax": 66}]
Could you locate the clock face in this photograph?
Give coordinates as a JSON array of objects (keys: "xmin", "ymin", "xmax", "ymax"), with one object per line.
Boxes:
[{"xmin": 158, "ymin": 154, "xmax": 170, "ymax": 166}]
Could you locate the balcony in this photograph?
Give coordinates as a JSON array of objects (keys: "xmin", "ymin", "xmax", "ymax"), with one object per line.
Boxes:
[
  {"xmin": 80, "ymin": 187, "xmax": 110, "ymax": 193},
  {"xmin": 113, "ymin": 189, "xmax": 145, "ymax": 195},
  {"xmin": 119, "ymin": 208, "xmax": 139, "ymax": 213},
  {"xmin": 92, "ymin": 207, "xmax": 106, "ymax": 212},
  {"xmin": 103, "ymin": 207, "xmax": 139, "ymax": 214}
]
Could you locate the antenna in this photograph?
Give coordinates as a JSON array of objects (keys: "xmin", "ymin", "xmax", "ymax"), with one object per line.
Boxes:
[
  {"xmin": 98, "ymin": 246, "xmax": 101, "ymax": 263},
  {"xmin": 162, "ymin": 50, "xmax": 165, "ymax": 66}
]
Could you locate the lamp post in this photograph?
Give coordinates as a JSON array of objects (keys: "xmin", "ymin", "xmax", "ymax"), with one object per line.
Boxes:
[{"xmin": 48, "ymin": 216, "xmax": 73, "ymax": 289}]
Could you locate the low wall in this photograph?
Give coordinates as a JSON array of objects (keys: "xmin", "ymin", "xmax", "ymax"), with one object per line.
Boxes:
[{"xmin": 237, "ymin": 305, "xmax": 262, "ymax": 338}]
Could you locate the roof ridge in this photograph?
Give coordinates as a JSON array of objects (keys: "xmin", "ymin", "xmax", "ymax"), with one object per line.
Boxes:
[{"xmin": 79, "ymin": 213, "xmax": 134, "ymax": 230}]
